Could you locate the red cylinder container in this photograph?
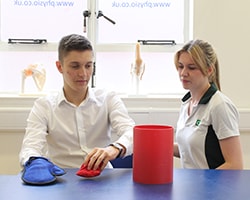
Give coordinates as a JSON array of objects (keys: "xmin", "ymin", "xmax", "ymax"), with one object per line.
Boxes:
[{"xmin": 133, "ymin": 125, "xmax": 174, "ymax": 184}]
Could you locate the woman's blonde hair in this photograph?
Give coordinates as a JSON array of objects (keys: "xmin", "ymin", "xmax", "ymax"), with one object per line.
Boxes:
[{"xmin": 174, "ymin": 39, "xmax": 220, "ymax": 90}]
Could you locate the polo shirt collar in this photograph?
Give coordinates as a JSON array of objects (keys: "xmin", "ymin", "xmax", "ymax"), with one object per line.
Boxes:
[{"xmin": 182, "ymin": 83, "xmax": 218, "ymax": 105}]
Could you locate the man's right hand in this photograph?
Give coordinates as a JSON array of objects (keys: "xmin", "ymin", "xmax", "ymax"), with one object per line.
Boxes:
[{"xmin": 21, "ymin": 157, "xmax": 66, "ymax": 185}]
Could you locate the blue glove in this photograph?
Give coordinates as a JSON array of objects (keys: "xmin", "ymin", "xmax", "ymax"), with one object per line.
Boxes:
[{"xmin": 21, "ymin": 157, "xmax": 66, "ymax": 185}]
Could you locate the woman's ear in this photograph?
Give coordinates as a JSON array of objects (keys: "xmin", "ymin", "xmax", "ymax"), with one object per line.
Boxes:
[
  {"xmin": 56, "ymin": 61, "xmax": 63, "ymax": 73},
  {"xmin": 207, "ymin": 65, "xmax": 214, "ymax": 76}
]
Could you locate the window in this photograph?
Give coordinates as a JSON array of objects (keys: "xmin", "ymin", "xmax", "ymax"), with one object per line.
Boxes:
[
  {"xmin": 94, "ymin": 0, "xmax": 192, "ymax": 95},
  {"xmin": 0, "ymin": 0, "xmax": 192, "ymax": 95},
  {"xmin": 0, "ymin": 0, "xmax": 87, "ymax": 42},
  {"xmin": 97, "ymin": 0, "xmax": 186, "ymax": 44}
]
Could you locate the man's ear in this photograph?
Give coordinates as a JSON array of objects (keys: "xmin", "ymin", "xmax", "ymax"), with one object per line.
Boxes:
[{"xmin": 56, "ymin": 61, "xmax": 63, "ymax": 73}]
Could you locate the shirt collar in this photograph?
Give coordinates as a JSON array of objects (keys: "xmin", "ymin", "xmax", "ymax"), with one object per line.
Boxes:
[
  {"xmin": 57, "ymin": 87, "xmax": 98, "ymax": 107},
  {"xmin": 87, "ymin": 88, "xmax": 98, "ymax": 103},
  {"xmin": 57, "ymin": 89, "xmax": 66, "ymax": 105},
  {"xmin": 182, "ymin": 83, "xmax": 218, "ymax": 105}
]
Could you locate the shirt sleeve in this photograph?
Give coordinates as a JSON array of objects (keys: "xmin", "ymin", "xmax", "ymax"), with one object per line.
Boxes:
[
  {"xmin": 107, "ymin": 92, "xmax": 135, "ymax": 156},
  {"xmin": 19, "ymin": 97, "xmax": 49, "ymax": 166},
  {"xmin": 211, "ymin": 98, "xmax": 240, "ymax": 140}
]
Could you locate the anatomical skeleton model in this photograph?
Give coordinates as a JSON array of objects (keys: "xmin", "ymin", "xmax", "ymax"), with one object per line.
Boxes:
[
  {"xmin": 21, "ymin": 63, "xmax": 46, "ymax": 93},
  {"xmin": 130, "ymin": 42, "xmax": 145, "ymax": 95}
]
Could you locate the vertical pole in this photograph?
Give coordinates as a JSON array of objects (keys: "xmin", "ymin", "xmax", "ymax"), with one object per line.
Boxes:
[{"xmin": 88, "ymin": 0, "xmax": 97, "ymax": 88}]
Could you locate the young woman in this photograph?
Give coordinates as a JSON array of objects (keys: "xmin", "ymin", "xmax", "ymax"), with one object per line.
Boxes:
[{"xmin": 173, "ymin": 39, "xmax": 243, "ymax": 169}]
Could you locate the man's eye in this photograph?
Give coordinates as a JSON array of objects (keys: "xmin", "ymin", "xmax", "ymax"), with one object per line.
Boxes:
[{"xmin": 85, "ymin": 64, "xmax": 93, "ymax": 68}]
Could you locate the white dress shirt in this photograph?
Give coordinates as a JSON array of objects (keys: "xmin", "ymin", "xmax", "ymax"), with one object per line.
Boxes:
[{"xmin": 19, "ymin": 88, "xmax": 135, "ymax": 168}]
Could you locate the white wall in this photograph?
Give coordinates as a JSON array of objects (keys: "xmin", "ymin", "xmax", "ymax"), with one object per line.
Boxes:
[{"xmin": 194, "ymin": 0, "xmax": 250, "ymax": 109}]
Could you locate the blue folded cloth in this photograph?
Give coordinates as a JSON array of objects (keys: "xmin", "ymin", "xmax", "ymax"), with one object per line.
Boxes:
[{"xmin": 22, "ymin": 157, "xmax": 66, "ymax": 185}]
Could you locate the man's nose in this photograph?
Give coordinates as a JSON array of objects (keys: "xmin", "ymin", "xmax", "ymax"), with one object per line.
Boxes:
[{"xmin": 78, "ymin": 67, "xmax": 87, "ymax": 76}]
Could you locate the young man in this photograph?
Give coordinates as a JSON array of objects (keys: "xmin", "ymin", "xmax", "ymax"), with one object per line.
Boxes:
[{"xmin": 19, "ymin": 34, "xmax": 135, "ymax": 185}]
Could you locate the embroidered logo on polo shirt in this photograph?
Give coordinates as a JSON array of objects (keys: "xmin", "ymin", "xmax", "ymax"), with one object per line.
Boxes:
[{"xmin": 195, "ymin": 119, "xmax": 201, "ymax": 126}]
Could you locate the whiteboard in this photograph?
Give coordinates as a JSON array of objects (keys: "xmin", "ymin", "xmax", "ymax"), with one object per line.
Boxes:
[{"xmin": 0, "ymin": 0, "xmax": 87, "ymax": 42}]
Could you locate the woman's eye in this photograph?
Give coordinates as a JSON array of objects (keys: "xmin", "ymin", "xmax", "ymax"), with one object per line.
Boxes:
[{"xmin": 188, "ymin": 66, "xmax": 197, "ymax": 70}]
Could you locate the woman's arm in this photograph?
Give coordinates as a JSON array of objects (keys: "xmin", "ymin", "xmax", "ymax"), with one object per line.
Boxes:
[
  {"xmin": 174, "ymin": 143, "xmax": 180, "ymax": 158},
  {"xmin": 216, "ymin": 136, "xmax": 243, "ymax": 169}
]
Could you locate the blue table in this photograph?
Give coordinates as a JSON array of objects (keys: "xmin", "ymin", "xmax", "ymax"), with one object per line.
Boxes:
[{"xmin": 1, "ymin": 169, "xmax": 250, "ymax": 200}]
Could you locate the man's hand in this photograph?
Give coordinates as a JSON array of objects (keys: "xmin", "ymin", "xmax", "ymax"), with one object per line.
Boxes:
[
  {"xmin": 84, "ymin": 146, "xmax": 119, "ymax": 171},
  {"xmin": 21, "ymin": 157, "xmax": 66, "ymax": 185}
]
